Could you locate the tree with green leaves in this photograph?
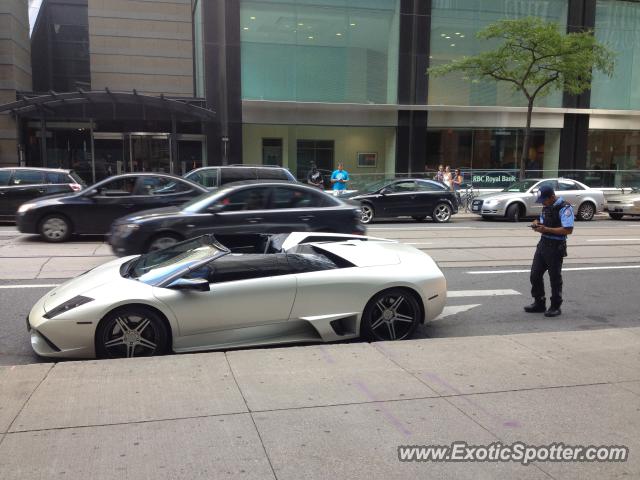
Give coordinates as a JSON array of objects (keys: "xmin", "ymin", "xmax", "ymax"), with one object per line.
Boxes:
[{"xmin": 428, "ymin": 17, "xmax": 615, "ymax": 180}]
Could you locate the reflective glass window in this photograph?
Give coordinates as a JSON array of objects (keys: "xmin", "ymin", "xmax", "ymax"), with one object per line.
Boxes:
[
  {"xmin": 429, "ymin": 0, "xmax": 568, "ymax": 107},
  {"xmin": 591, "ymin": 0, "xmax": 640, "ymax": 109},
  {"xmin": 240, "ymin": 0, "xmax": 400, "ymax": 103}
]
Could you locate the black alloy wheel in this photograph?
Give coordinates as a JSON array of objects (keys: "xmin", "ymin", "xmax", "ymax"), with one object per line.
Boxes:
[
  {"xmin": 96, "ymin": 307, "xmax": 169, "ymax": 359},
  {"xmin": 361, "ymin": 288, "xmax": 421, "ymax": 341},
  {"xmin": 146, "ymin": 233, "xmax": 183, "ymax": 253}
]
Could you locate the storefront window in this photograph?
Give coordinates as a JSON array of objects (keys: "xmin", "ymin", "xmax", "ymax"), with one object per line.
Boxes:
[
  {"xmin": 428, "ymin": 0, "xmax": 568, "ymax": 107},
  {"xmin": 240, "ymin": 0, "xmax": 400, "ymax": 103},
  {"xmin": 426, "ymin": 128, "xmax": 561, "ymax": 186},
  {"xmin": 585, "ymin": 130, "xmax": 640, "ymax": 187},
  {"xmin": 591, "ymin": 0, "xmax": 640, "ymax": 110}
]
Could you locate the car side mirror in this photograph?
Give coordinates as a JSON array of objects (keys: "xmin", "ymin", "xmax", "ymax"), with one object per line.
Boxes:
[
  {"xmin": 86, "ymin": 188, "xmax": 100, "ymax": 197},
  {"xmin": 531, "ymin": 188, "xmax": 539, "ymax": 194},
  {"xmin": 167, "ymin": 277, "xmax": 210, "ymax": 292},
  {"xmin": 380, "ymin": 187, "xmax": 392, "ymax": 195}
]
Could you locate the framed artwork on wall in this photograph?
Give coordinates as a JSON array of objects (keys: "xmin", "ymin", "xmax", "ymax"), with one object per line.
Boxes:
[{"xmin": 357, "ymin": 152, "xmax": 377, "ymax": 168}]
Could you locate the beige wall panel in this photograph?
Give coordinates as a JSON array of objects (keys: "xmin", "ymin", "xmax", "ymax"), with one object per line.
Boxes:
[
  {"xmin": 88, "ymin": 0, "xmax": 193, "ymax": 96},
  {"xmin": 91, "ymin": 54, "xmax": 192, "ymax": 76},
  {"xmin": 92, "ymin": 72, "xmax": 193, "ymax": 96}
]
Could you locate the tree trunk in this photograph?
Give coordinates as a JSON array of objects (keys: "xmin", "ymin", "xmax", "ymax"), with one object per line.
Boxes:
[{"xmin": 520, "ymin": 99, "xmax": 534, "ymax": 181}]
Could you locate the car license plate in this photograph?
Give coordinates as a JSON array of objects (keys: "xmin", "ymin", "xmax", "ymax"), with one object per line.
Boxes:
[{"xmin": 472, "ymin": 205, "xmax": 480, "ymax": 212}]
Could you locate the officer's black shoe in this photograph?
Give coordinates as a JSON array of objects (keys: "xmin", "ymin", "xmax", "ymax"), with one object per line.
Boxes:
[
  {"xmin": 544, "ymin": 306, "xmax": 562, "ymax": 317},
  {"xmin": 524, "ymin": 298, "xmax": 546, "ymax": 313}
]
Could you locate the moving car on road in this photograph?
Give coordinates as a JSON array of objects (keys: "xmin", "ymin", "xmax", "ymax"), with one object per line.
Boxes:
[
  {"xmin": 605, "ymin": 188, "xmax": 640, "ymax": 220},
  {"xmin": 345, "ymin": 178, "xmax": 458, "ymax": 224},
  {"xmin": 184, "ymin": 165, "xmax": 296, "ymax": 189},
  {"xmin": 27, "ymin": 232, "xmax": 447, "ymax": 359},
  {"xmin": 109, "ymin": 181, "xmax": 365, "ymax": 255},
  {"xmin": 471, "ymin": 178, "xmax": 605, "ymax": 222},
  {"xmin": 0, "ymin": 167, "xmax": 85, "ymax": 221},
  {"xmin": 16, "ymin": 173, "xmax": 208, "ymax": 241}
]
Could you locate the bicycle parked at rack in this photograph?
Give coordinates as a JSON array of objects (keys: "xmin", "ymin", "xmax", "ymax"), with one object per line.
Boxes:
[{"xmin": 461, "ymin": 184, "xmax": 478, "ymax": 213}]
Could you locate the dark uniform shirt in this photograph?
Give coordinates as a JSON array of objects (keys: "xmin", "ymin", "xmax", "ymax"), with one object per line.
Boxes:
[{"xmin": 540, "ymin": 197, "xmax": 574, "ymax": 241}]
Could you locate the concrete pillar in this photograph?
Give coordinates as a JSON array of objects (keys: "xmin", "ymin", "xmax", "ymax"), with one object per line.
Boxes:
[{"xmin": 0, "ymin": 0, "xmax": 32, "ymax": 167}]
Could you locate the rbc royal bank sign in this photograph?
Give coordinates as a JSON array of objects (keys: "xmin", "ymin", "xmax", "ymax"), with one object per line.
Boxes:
[{"xmin": 471, "ymin": 172, "xmax": 518, "ymax": 188}]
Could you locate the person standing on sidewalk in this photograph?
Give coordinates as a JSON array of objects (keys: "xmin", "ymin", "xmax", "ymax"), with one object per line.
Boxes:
[
  {"xmin": 524, "ymin": 185, "xmax": 574, "ymax": 317},
  {"xmin": 331, "ymin": 163, "xmax": 350, "ymax": 194}
]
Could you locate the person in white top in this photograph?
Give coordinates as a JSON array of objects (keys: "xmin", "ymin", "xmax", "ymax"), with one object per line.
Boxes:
[{"xmin": 443, "ymin": 165, "xmax": 453, "ymax": 190}]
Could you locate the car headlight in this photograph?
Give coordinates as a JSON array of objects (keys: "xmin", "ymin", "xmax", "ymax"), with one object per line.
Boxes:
[
  {"xmin": 17, "ymin": 203, "xmax": 36, "ymax": 213},
  {"xmin": 484, "ymin": 199, "xmax": 499, "ymax": 206},
  {"xmin": 114, "ymin": 223, "xmax": 140, "ymax": 236},
  {"xmin": 43, "ymin": 296, "xmax": 94, "ymax": 319}
]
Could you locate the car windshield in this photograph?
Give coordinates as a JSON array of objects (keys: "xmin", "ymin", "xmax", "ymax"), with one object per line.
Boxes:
[
  {"xmin": 361, "ymin": 179, "xmax": 394, "ymax": 193},
  {"xmin": 124, "ymin": 235, "xmax": 228, "ymax": 286},
  {"xmin": 502, "ymin": 180, "xmax": 539, "ymax": 192}
]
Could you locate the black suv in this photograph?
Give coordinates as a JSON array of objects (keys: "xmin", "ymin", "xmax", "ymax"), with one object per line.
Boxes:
[
  {"xmin": 184, "ymin": 165, "xmax": 296, "ymax": 189},
  {"xmin": 0, "ymin": 167, "xmax": 85, "ymax": 221}
]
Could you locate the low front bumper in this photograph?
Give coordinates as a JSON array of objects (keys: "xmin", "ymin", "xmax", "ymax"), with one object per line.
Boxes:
[
  {"xmin": 27, "ymin": 293, "xmax": 96, "ymax": 359},
  {"xmin": 15, "ymin": 211, "xmax": 38, "ymax": 233}
]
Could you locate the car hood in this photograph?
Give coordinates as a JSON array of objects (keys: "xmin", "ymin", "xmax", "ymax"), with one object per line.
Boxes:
[
  {"xmin": 115, "ymin": 206, "xmax": 182, "ymax": 224},
  {"xmin": 26, "ymin": 192, "xmax": 77, "ymax": 206},
  {"xmin": 42, "ymin": 256, "xmax": 134, "ymax": 311},
  {"xmin": 476, "ymin": 192, "xmax": 530, "ymax": 202}
]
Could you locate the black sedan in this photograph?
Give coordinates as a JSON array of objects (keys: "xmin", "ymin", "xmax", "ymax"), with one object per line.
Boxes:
[
  {"xmin": 16, "ymin": 173, "xmax": 208, "ymax": 241},
  {"xmin": 108, "ymin": 181, "xmax": 365, "ymax": 256},
  {"xmin": 347, "ymin": 178, "xmax": 459, "ymax": 224}
]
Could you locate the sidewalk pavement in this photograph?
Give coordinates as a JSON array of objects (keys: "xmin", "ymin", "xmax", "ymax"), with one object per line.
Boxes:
[{"xmin": 1, "ymin": 328, "xmax": 639, "ymax": 479}]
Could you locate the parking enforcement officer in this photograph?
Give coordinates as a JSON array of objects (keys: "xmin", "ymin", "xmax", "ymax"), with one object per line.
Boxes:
[{"xmin": 524, "ymin": 185, "xmax": 574, "ymax": 317}]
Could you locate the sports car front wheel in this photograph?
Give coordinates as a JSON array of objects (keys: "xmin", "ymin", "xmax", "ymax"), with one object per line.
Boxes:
[
  {"xmin": 96, "ymin": 307, "xmax": 169, "ymax": 359},
  {"xmin": 361, "ymin": 288, "xmax": 421, "ymax": 341}
]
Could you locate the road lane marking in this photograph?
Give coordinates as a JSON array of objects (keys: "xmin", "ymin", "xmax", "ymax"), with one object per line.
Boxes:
[
  {"xmin": 587, "ymin": 238, "xmax": 640, "ymax": 242},
  {"xmin": 467, "ymin": 265, "xmax": 640, "ymax": 274},
  {"xmin": 368, "ymin": 226, "xmax": 474, "ymax": 230},
  {"xmin": 0, "ymin": 284, "xmax": 60, "ymax": 289},
  {"xmin": 448, "ymin": 289, "xmax": 520, "ymax": 297},
  {"xmin": 436, "ymin": 304, "xmax": 482, "ymax": 319}
]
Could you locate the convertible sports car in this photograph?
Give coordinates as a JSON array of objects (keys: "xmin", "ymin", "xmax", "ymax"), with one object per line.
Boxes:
[{"xmin": 27, "ymin": 233, "xmax": 447, "ymax": 359}]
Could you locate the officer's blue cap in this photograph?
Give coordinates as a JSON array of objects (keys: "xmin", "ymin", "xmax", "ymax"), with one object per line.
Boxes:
[{"xmin": 535, "ymin": 185, "xmax": 555, "ymax": 203}]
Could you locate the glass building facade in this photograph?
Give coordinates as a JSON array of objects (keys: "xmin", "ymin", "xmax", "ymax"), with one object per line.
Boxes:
[
  {"xmin": 240, "ymin": 0, "xmax": 400, "ymax": 104},
  {"xmin": 4, "ymin": 0, "xmax": 640, "ymax": 187}
]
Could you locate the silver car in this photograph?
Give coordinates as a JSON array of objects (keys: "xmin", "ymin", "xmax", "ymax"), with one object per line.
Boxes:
[
  {"xmin": 605, "ymin": 188, "xmax": 640, "ymax": 219},
  {"xmin": 471, "ymin": 178, "xmax": 605, "ymax": 221}
]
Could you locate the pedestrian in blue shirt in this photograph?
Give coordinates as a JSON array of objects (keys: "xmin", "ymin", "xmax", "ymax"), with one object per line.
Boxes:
[
  {"xmin": 331, "ymin": 163, "xmax": 349, "ymax": 192},
  {"xmin": 524, "ymin": 185, "xmax": 574, "ymax": 317}
]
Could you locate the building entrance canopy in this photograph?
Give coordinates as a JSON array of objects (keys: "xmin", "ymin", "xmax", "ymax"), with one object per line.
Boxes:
[{"xmin": 1, "ymin": 90, "xmax": 215, "ymax": 184}]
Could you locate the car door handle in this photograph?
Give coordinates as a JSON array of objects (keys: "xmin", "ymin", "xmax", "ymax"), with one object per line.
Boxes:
[
  {"xmin": 38, "ymin": 188, "xmax": 46, "ymax": 193},
  {"xmin": 246, "ymin": 217, "xmax": 263, "ymax": 223},
  {"xmin": 298, "ymin": 215, "xmax": 315, "ymax": 221}
]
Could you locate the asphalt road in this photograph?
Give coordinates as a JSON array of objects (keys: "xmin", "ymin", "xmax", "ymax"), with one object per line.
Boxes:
[{"xmin": 1, "ymin": 215, "xmax": 639, "ymax": 365}]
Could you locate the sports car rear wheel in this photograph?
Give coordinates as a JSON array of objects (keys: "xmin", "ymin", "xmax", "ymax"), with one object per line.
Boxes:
[
  {"xmin": 96, "ymin": 307, "xmax": 169, "ymax": 359},
  {"xmin": 361, "ymin": 288, "xmax": 421, "ymax": 341}
]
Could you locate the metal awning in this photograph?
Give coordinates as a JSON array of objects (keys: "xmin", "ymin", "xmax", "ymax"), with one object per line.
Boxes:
[{"xmin": 0, "ymin": 88, "xmax": 216, "ymax": 121}]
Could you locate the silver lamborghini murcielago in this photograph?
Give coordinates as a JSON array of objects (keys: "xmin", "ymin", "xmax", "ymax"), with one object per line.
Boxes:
[{"xmin": 27, "ymin": 232, "xmax": 447, "ymax": 359}]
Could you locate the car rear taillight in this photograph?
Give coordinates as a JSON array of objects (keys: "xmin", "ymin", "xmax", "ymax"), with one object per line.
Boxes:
[{"xmin": 69, "ymin": 183, "xmax": 82, "ymax": 192}]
